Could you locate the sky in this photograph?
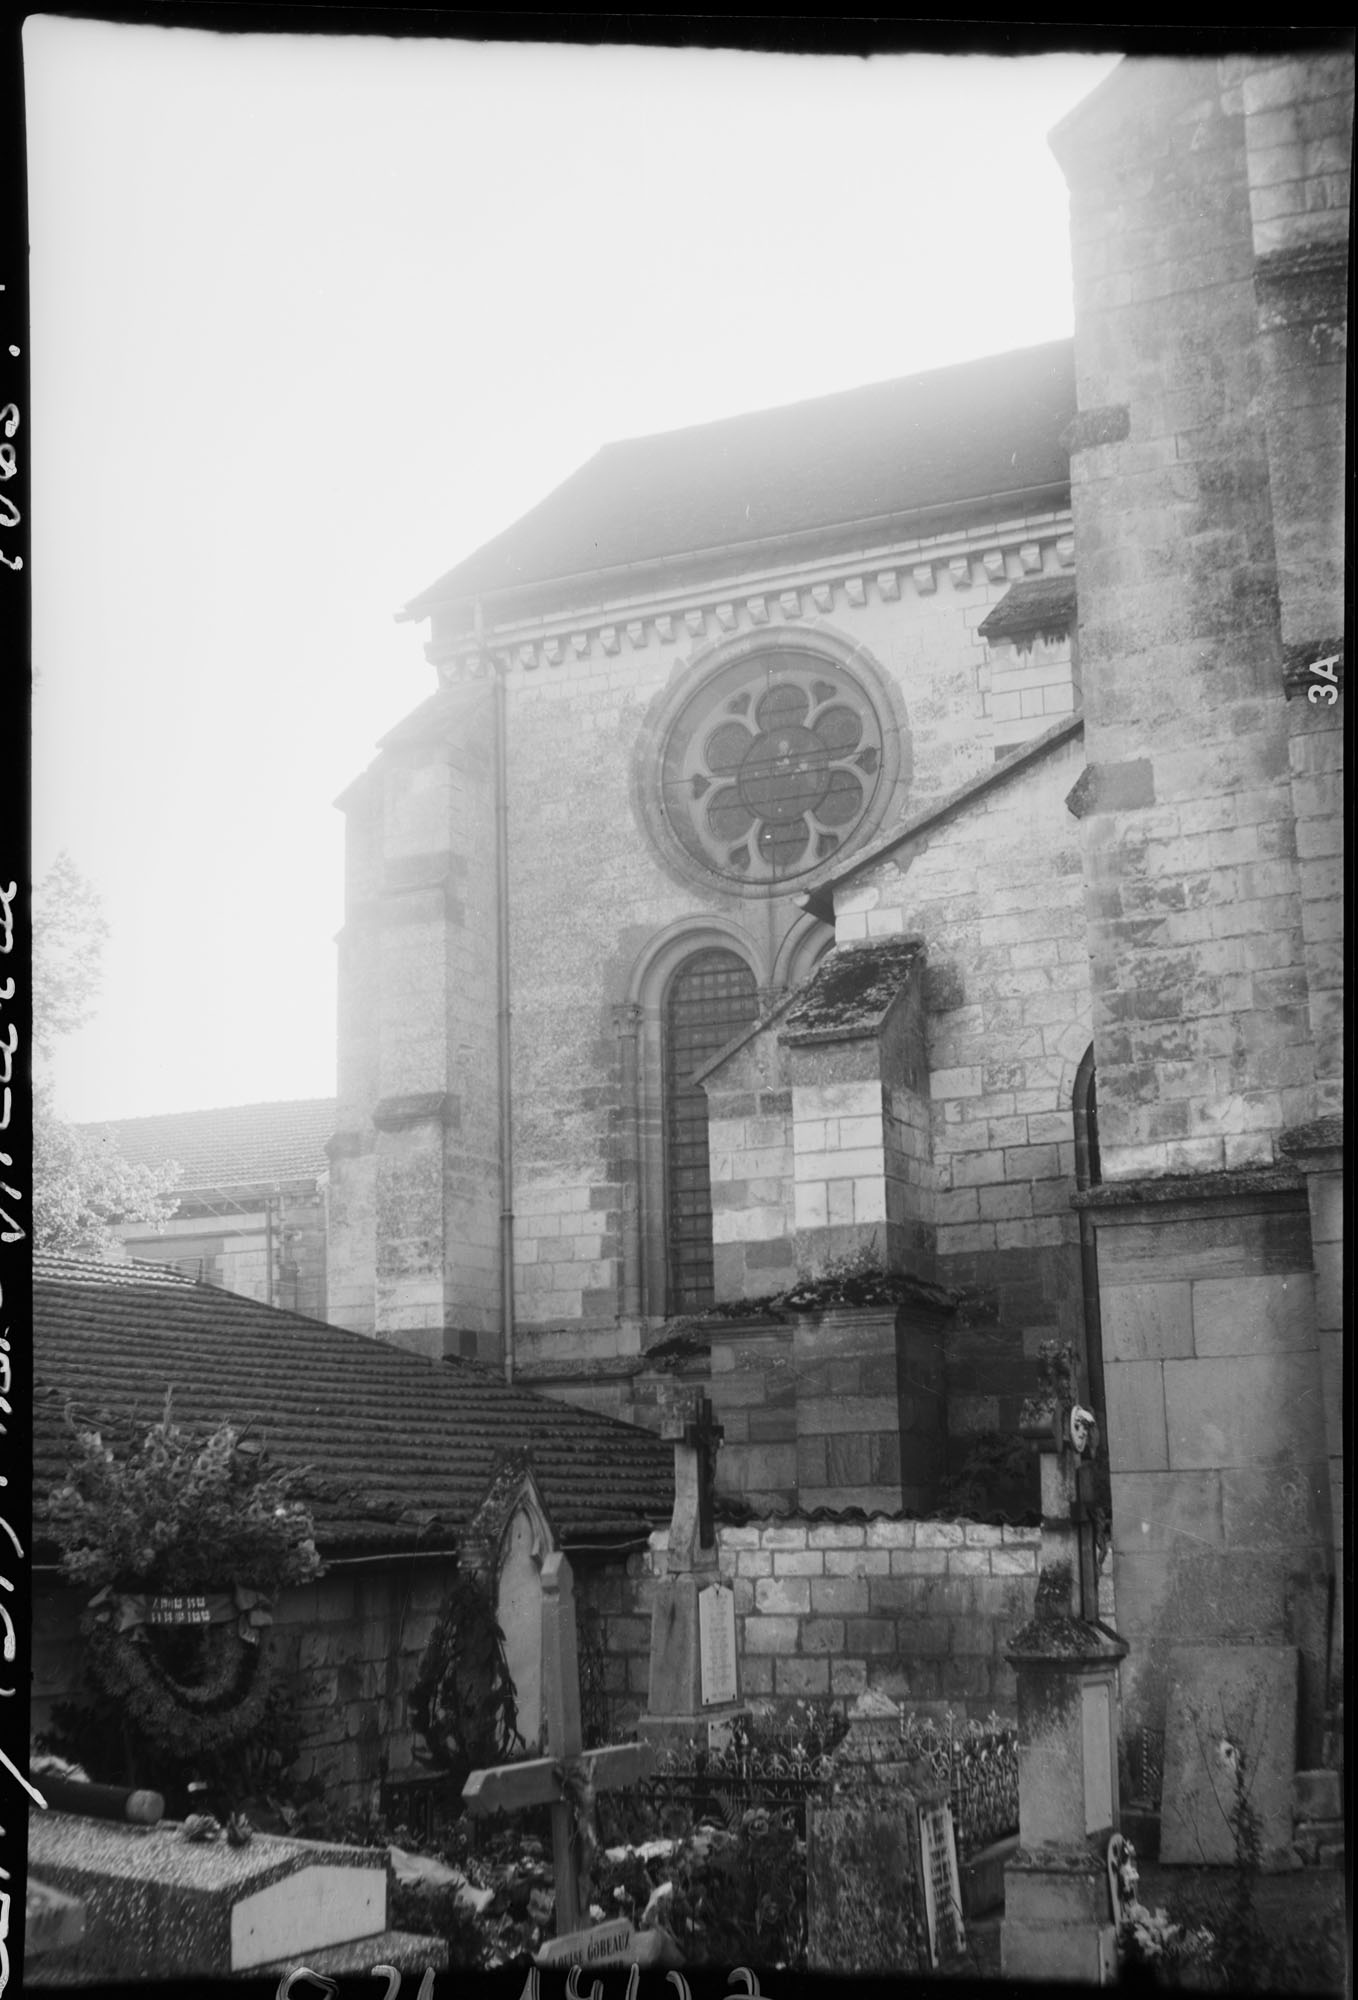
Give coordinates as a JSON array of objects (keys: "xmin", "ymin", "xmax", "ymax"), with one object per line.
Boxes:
[{"xmin": 26, "ymin": 19, "xmax": 1121, "ymax": 1123}]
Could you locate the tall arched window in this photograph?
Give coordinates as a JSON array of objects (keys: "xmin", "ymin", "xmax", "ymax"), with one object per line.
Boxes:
[{"xmin": 663, "ymin": 948, "xmax": 760, "ymax": 1313}]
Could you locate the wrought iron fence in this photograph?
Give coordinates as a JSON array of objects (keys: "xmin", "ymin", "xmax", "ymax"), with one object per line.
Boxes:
[{"xmin": 896, "ymin": 1712, "xmax": 1019, "ymax": 1857}]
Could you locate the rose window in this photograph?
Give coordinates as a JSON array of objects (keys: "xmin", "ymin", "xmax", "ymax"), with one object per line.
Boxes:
[{"xmin": 659, "ymin": 652, "xmax": 885, "ymax": 886}]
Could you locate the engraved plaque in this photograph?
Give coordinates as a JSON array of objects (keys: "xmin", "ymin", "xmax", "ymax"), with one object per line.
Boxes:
[{"xmin": 698, "ymin": 1582, "xmax": 738, "ymax": 1706}]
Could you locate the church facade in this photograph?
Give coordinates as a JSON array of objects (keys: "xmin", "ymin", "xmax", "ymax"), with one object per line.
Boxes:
[
  {"xmin": 326, "ymin": 335, "xmax": 1089, "ymax": 1442},
  {"xmin": 328, "ymin": 50, "xmax": 1347, "ymax": 1801}
]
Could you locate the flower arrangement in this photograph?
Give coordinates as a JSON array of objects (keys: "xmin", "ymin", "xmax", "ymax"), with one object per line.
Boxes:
[
  {"xmin": 44, "ymin": 1396, "xmax": 322, "ymax": 1768},
  {"xmin": 409, "ymin": 1564, "xmax": 522, "ymax": 1798}
]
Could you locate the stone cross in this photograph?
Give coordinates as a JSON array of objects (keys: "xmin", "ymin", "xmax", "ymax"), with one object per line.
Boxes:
[
  {"xmin": 658, "ymin": 1386, "xmax": 724, "ymax": 1571},
  {"xmin": 461, "ymin": 1551, "xmax": 654, "ymax": 1937},
  {"xmin": 684, "ymin": 1391, "xmax": 724, "ymax": 1554}
]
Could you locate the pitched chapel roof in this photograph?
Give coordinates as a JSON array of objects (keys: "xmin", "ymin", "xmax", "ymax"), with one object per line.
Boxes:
[
  {"xmin": 77, "ymin": 1099, "xmax": 338, "ymax": 1195},
  {"xmin": 33, "ymin": 1254, "xmax": 674, "ymax": 1556},
  {"xmin": 405, "ymin": 338, "xmax": 1076, "ymax": 618}
]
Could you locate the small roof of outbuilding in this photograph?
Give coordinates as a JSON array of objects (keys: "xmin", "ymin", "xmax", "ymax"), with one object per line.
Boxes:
[
  {"xmin": 78, "ymin": 1099, "xmax": 338, "ymax": 1195},
  {"xmin": 976, "ymin": 573, "xmax": 1077, "ymax": 642},
  {"xmin": 405, "ymin": 338, "xmax": 1076, "ymax": 618},
  {"xmin": 33, "ymin": 1255, "xmax": 673, "ymax": 1556}
]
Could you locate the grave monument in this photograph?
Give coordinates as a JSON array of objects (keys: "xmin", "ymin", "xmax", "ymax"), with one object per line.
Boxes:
[
  {"xmin": 462, "ymin": 1548, "xmax": 663, "ymax": 1968},
  {"xmin": 1000, "ymin": 1341, "xmax": 1128, "ymax": 1986},
  {"xmin": 806, "ymin": 1691, "xmax": 966, "ymax": 1973},
  {"xmin": 639, "ymin": 1387, "xmax": 747, "ymax": 1748},
  {"xmin": 26, "ymin": 1807, "xmax": 447, "ymax": 1985}
]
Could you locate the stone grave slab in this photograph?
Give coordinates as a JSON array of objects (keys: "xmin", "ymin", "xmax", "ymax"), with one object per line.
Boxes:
[
  {"xmin": 27, "ymin": 1810, "xmax": 394, "ymax": 1982},
  {"xmin": 807, "ymin": 1789, "xmax": 943, "ymax": 1973},
  {"xmin": 1159, "ymin": 1644, "xmax": 1299, "ymax": 1865}
]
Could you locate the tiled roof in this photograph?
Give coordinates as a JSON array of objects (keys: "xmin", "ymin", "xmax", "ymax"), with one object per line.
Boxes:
[
  {"xmin": 77, "ymin": 1099, "xmax": 337, "ymax": 1194},
  {"xmin": 33, "ymin": 1255, "xmax": 674, "ymax": 1554},
  {"xmin": 405, "ymin": 338, "xmax": 1076, "ymax": 616}
]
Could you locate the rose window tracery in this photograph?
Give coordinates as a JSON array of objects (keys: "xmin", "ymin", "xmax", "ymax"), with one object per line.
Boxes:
[{"xmin": 659, "ymin": 652, "xmax": 885, "ymax": 886}]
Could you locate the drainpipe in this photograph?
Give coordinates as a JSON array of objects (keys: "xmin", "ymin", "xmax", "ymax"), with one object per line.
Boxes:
[{"xmin": 480, "ymin": 600, "xmax": 516, "ymax": 1385}]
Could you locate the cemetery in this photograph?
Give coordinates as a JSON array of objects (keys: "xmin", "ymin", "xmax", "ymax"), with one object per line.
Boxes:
[
  {"xmin": 25, "ymin": 43, "xmax": 1349, "ymax": 1994},
  {"xmin": 29, "ymin": 1254, "xmax": 1347, "ymax": 1985}
]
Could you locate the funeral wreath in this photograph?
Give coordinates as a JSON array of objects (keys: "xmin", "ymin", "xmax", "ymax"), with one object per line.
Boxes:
[{"xmin": 45, "ymin": 1395, "xmax": 323, "ymax": 1762}]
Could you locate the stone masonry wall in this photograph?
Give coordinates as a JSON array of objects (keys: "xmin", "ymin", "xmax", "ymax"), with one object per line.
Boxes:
[
  {"xmin": 1050, "ymin": 55, "xmax": 1342, "ymax": 1774},
  {"xmin": 1090, "ymin": 1189, "xmax": 1331, "ymax": 1765},
  {"xmin": 583, "ymin": 1519, "xmax": 1042, "ymax": 1737},
  {"xmin": 1052, "ymin": 60, "xmax": 1314, "ymax": 1179},
  {"xmin": 705, "ymin": 1016, "xmax": 797, "ymax": 1303},
  {"xmin": 477, "ymin": 517, "xmax": 1077, "ymax": 1335},
  {"xmin": 32, "ymin": 1558, "xmax": 458, "ymax": 1816},
  {"xmin": 832, "ymin": 731, "xmax": 1093, "ymax": 1448},
  {"xmin": 328, "ymin": 682, "xmax": 503, "ymax": 1360}
]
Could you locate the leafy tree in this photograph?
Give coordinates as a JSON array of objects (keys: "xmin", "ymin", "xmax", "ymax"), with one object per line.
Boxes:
[{"xmin": 31, "ymin": 854, "xmax": 180, "ymax": 1256}]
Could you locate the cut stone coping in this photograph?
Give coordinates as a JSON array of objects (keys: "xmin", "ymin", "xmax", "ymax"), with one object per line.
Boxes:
[
  {"xmin": 1005, "ymin": 1615, "xmax": 1128, "ymax": 1665},
  {"xmin": 780, "ymin": 935, "xmax": 925, "ymax": 1045},
  {"xmin": 28, "ymin": 1811, "xmax": 390, "ymax": 1979},
  {"xmin": 1071, "ymin": 1165, "xmax": 1303, "ymax": 1208}
]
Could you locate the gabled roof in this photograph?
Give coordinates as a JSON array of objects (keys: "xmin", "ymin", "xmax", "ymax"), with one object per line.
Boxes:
[
  {"xmin": 405, "ymin": 338, "xmax": 1076, "ymax": 618},
  {"xmin": 33, "ymin": 1255, "xmax": 673, "ymax": 1555},
  {"xmin": 78, "ymin": 1099, "xmax": 338, "ymax": 1195},
  {"xmin": 801, "ymin": 713, "xmax": 1085, "ymax": 923}
]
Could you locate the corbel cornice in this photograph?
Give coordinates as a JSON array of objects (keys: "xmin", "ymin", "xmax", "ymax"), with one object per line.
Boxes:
[{"xmin": 428, "ymin": 513, "xmax": 1077, "ymax": 684}]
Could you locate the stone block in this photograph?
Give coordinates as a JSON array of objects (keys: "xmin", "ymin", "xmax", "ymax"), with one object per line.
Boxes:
[
  {"xmin": 827, "ymin": 1548, "xmax": 889, "ymax": 1576},
  {"xmin": 1164, "ymin": 1351, "xmax": 1328, "ymax": 1469},
  {"xmin": 868, "ymin": 1518, "xmax": 916, "ymax": 1548},
  {"xmin": 1111, "ymin": 1469, "xmax": 1224, "ymax": 1552},
  {"xmin": 1103, "ymin": 1281, "xmax": 1194, "ymax": 1360},
  {"xmin": 801, "ymin": 1617, "xmax": 847, "ymax": 1654},
  {"xmin": 1219, "ymin": 1463, "xmax": 1329, "ymax": 1551},
  {"xmin": 742, "ymin": 1615, "xmax": 800, "ymax": 1655},
  {"xmin": 1192, "ymin": 1272, "xmax": 1316, "ymax": 1354},
  {"xmin": 846, "ymin": 1617, "xmax": 898, "ymax": 1654},
  {"xmin": 809, "ymin": 1522, "xmax": 865, "ymax": 1548},
  {"xmin": 754, "ymin": 1576, "xmax": 811, "ymax": 1616},
  {"xmin": 1094, "ymin": 1206, "xmax": 1313, "ymax": 1284},
  {"xmin": 774, "ymin": 1657, "xmax": 830, "ymax": 1696},
  {"xmin": 915, "ymin": 1521, "xmax": 966, "ymax": 1548},
  {"xmin": 1104, "ymin": 1358, "xmax": 1170, "ymax": 1470},
  {"xmin": 811, "ymin": 1576, "xmax": 871, "ymax": 1616},
  {"xmin": 1292, "ymin": 1768, "xmax": 1341, "ymax": 1822},
  {"xmin": 1160, "ymin": 1644, "xmax": 1299, "ymax": 1865},
  {"xmin": 891, "ymin": 1548, "xmax": 949, "ymax": 1575},
  {"xmin": 831, "ymin": 1659, "xmax": 870, "ymax": 1697}
]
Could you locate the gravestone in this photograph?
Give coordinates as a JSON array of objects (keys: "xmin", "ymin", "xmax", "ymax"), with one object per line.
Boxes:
[
  {"xmin": 25, "ymin": 1811, "xmax": 446, "ymax": 1985},
  {"xmin": 463, "ymin": 1452, "xmax": 561, "ymax": 1756},
  {"xmin": 640, "ymin": 1388, "xmax": 747, "ymax": 1746},
  {"xmin": 463, "ymin": 1550, "xmax": 655, "ymax": 1960},
  {"xmin": 498, "ymin": 1505, "xmax": 547, "ymax": 1750},
  {"xmin": 807, "ymin": 1692, "xmax": 966, "ymax": 1973},
  {"xmin": 807, "ymin": 1789, "xmax": 940, "ymax": 1973},
  {"xmin": 1159, "ymin": 1644, "xmax": 1299, "ymax": 1867}
]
